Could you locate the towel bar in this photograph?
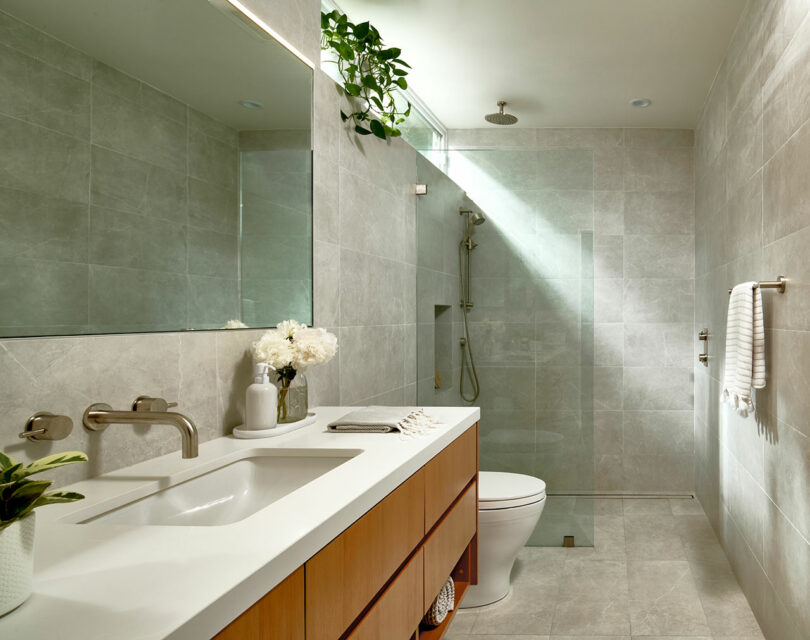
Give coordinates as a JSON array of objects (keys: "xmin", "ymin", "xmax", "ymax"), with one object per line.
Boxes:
[{"xmin": 728, "ymin": 275, "xmax": 786, "ymax": 295}]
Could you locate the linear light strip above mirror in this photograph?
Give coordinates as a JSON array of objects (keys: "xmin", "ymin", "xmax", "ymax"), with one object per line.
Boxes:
[{"xmin": 211, "ymin": 0, "xmax": 316, "ymax": 69}]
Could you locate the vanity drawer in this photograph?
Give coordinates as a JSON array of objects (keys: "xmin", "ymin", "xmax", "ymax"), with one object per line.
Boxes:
[
  {"xmin": 346, "ymin": 549, "xmax": 424, "ymax": 640},
  {"xmin": 213, "ymin": 566, "xmax": 304, "ymax": 640},
  {"xmin": 305, "ymin": 469, "xmax": 425, "ymax": 640},
  {"xmin": 424, "ymin": 425, "xmax": 478, "ymax": 532},
  {"xmin": 423, "ymin": 481, "xmax": 477, "ymax": 611}
]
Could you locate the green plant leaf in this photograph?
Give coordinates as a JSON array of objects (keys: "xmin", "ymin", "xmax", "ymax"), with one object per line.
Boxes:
[
  {"xmin": 13, "ymin": 451, "xmax": 88, "ymax": 480},
  {"xmin": 369, "ymin": 119, "xmax": 387, "ymax": 139},
  {"xmin": 321, "ymin": 12, "xmax": 412, "ymax": 141},
  {"xmin": 337, "ymin": 42, "xmax": 354, "ymax": 61},
  {"xmin": 378, "ymin": 47, "xmax": 401, "ymax": 60},
  {"xmin": 344, "ymin": 83, "xmax": 362, "ymax": 97},
  {"xmin": 32, "ymin": 491, "xmax": 85, "ymax": 507},
  {"xmin": 2, "ymin": 480, "xmax": 51, "ymax": 521},
  {"xmin": 1, "ymin": 462, "xmax": 23, "ymax": 484},
  {"xmin": 0, "ymin": 451, "xmax": 18, "ymax": 471},
  {"xmin": 352, "ymin": 21, "xmax": 370, "ymax": 39}
]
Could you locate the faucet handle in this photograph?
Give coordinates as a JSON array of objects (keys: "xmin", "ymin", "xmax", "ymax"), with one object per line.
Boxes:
[{"xmin": 132, "ymin": 396, "xmax": 178, "ymax": 412}]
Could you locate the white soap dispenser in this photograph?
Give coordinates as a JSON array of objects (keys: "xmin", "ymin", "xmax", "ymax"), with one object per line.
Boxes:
[{"xmin": 244, "ymin": 362, "xmax": 277, "ymax": 431}]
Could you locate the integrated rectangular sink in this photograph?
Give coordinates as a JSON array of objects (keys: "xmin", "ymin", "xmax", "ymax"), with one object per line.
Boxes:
[{"xmin": 78, "ymin": 449, "xmax": 361, "ymax": 527}]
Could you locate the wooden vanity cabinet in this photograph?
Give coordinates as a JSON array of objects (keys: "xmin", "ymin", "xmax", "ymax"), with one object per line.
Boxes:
[
  {"xmin": 213, "ymin": 566, "xmax": 305, "ymax": 640},
  {"xmin": 305, "ymin": 470, "xmax": 426, "ymax": 639},
  {"xmin": 214, "ymin": 423, "xmax": 478, "ymax": 640}
]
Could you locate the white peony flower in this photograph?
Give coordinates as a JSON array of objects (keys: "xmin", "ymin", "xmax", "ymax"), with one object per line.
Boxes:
[
  {"xmin": 252, "ymin": 332, "xmax": 294, "ymax": 369},
  {"xmin": 276, "ymin": 319, "xmax": 307, "ymax": 340},
  {"xmin": 291, "ymin": 327, "xmax": 338, "ymax": 370},
  {"xmin": 252, "ymin": 320, "xmax": 337, "ymax": 376},
  {"xmin": 223, "ymin": 319, "xmax": 248, "ymax": 329}
]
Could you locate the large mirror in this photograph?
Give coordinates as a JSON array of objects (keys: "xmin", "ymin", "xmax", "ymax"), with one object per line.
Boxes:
[{"xmin": 0, "ymin": 0, "xmax": 313, "ymax": 337}]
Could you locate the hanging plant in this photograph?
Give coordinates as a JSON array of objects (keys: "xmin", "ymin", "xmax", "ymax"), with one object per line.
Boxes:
[{"xmin": 320, "ymin": 10, "xmax": 412, "ymax": 140}]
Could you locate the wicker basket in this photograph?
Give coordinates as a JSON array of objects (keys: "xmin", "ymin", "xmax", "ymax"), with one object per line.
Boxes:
[{"xmin": 422, "ymin": 577, "xmax": 455, "ymax": 627}]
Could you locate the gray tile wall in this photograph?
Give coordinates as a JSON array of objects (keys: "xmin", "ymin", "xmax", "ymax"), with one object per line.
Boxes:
[
  {"xmin": 0, "ymin": 10, "xmax": 242, "ymax": 335},
  {"xmin": 694, "ymin": 1, "xmax": 810, "ymax": 638},
  {"xmin": 446, "ymin": 128, "xmax": 696, "ymax": 496},
  {"xmin": 311, "ymin": 70, "xmax": 420, "ymax": 407}
]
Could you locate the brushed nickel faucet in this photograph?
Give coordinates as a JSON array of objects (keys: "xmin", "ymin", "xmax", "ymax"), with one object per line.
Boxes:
[{"xmin": 83, "ymin": 396, "xmax": 199, "ymax": 458}]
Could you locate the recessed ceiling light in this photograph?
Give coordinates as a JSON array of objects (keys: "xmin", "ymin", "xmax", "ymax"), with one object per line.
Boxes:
[
  {"xmin": 239, "ymin": 99, "xmax": 264, "ymax": 109},
  {"xmin": 630, "ymin": 98, "xmax": 652, "ymax": 108}
]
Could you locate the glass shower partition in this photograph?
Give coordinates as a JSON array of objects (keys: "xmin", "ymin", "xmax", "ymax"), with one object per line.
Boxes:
[{"xmin": 415, "ymin": 149, "xmax": 595, "ymax": 547}]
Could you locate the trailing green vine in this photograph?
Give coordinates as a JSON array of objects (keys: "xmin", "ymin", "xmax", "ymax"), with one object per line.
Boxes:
[{"xmin": 320, "ymin": 10, "xmax": 412, "ymax": 140}]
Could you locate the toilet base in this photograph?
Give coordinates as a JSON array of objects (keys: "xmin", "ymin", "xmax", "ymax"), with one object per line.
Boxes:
[
  {"xmin": 460, "ymin": 497, "xmax": 545, "ymax": 609},
  {"xmin": 461, "ymin": 585, "xmax": 511, "ymax": 609}
]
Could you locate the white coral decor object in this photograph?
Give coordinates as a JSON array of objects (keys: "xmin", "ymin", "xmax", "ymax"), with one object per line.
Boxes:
[
  {"xmin": 0, "ymin": 513, "xmax": 35, "ymax": 615},
  {"xmin": 252, "ymin": 321, "xmax": 337, "ymax": 372}
]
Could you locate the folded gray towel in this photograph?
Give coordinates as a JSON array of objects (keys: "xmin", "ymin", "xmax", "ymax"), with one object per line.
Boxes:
[{"xmin": 327, "ymin": 407, "xmax": 441, "ymax": 435}]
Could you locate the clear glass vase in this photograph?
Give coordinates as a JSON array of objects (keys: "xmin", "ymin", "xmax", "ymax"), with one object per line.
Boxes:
[{"xmin": 277, "ymin": 372, "xmax": 308, "ymax": 423}]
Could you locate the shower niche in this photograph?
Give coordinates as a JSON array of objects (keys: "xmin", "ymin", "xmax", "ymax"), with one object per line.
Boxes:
[{"xmin": 433, "ymin": 305, "xmax": 453, "ymax": 390}]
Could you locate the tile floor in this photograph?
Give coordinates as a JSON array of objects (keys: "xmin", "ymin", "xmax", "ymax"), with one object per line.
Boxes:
[{"xmin": 446, "ymin": 497, "xmax": 765, "ymax": 639}]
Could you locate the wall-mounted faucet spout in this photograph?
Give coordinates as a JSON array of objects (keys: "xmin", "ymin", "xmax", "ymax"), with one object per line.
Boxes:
[{"xmin": 83, "ymin": 397, "xmax": 199, "ymax": 458}]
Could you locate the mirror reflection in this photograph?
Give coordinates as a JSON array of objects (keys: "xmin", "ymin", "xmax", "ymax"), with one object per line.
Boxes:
[{"xmin": 0, "ymin": 0, "xmax": 313, "ymax": 337}]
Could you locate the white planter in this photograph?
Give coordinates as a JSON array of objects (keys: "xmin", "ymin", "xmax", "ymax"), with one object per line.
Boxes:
[{"xmin": 0, "ymin": 513, "xmax": 35, "ymax": 616}]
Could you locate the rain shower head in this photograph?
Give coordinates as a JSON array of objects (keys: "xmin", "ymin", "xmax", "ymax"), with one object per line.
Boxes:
[
  {"xmin": 460, "ymin": 209, "xmax": 486, "ymax": 226},
  {"xmin": 484, "ymin": 101, "xmax": 518, "ymax": 125}
]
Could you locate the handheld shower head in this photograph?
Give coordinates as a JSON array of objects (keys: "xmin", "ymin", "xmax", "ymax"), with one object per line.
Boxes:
[{"xmin": 459, "ymin": 209, "xmax": 486, "ymax": 227}]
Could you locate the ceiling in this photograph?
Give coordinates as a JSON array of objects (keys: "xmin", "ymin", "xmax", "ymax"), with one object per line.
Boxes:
[
  {"xmin": 337, "ymin": 0, "xmax": 746, "ymax": 129},
  {"xmin": 0, "ymin": 0, "xmax": 312, "ymax": 130}
]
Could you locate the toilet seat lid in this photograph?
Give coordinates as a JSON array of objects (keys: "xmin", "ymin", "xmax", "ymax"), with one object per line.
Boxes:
[{"xmin": 478, "ymin": 471, "xmax": 546, "ymax": 509}]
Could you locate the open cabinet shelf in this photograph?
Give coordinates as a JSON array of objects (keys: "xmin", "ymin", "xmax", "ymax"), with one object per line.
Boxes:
[{"xmin": 417, "ymin": 579, "xmax": 470, "ymax": 640}]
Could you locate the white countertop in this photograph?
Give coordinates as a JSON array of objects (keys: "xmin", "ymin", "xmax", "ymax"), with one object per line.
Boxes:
[{"xmin": 0, "ymin": 406, "xmax": 479, "ymax": 640}]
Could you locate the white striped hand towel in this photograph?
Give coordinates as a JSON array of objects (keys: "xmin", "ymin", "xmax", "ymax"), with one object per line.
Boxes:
[{"xmin": 722, "ymin": 281, "xmax": 765, "ymax": 415}]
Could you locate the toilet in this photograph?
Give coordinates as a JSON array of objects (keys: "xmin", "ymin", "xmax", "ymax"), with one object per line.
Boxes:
[{"xmin": 461, "ymin": 471, "xmax": 547, "ymax": 608}]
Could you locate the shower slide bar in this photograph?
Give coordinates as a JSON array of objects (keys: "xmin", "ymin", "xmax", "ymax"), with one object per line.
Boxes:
[{"xmin": 727, "ymin": 275, "xmax": 787, "ymax": 295}]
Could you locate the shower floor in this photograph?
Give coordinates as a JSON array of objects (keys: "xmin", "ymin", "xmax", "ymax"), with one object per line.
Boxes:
[{"xmin": 446, "ymin": 497, "xmax": 764, "ymax": 638}]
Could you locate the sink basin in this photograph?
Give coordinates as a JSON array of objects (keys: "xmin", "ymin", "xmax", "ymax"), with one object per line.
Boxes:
[{"xmin": 79, "ymin": 449, "xmax": 360, "ymax": 526}]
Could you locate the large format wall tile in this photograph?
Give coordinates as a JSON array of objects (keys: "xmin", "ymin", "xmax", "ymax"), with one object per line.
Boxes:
[
  {"xmin": 0, "ymin": 113, "xmax": 90, "ymax": 203},
  {"xmin": 0, "ymin": 187, "xmax": 87, "ymax": 262},
  {"xmin": 91, "ymin": 146, "xmax": 187, "ymax": 222},
  {"xmin": 763, "ymin": 117, "xmax": 810, "ymax": 244},
  {"xmin": 92, "ymin": 87, "xmax": 186, "ymax": 173},
  {"xmin": 695, "ymin": 3, "xmax": 810, "ymax": 637}
]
